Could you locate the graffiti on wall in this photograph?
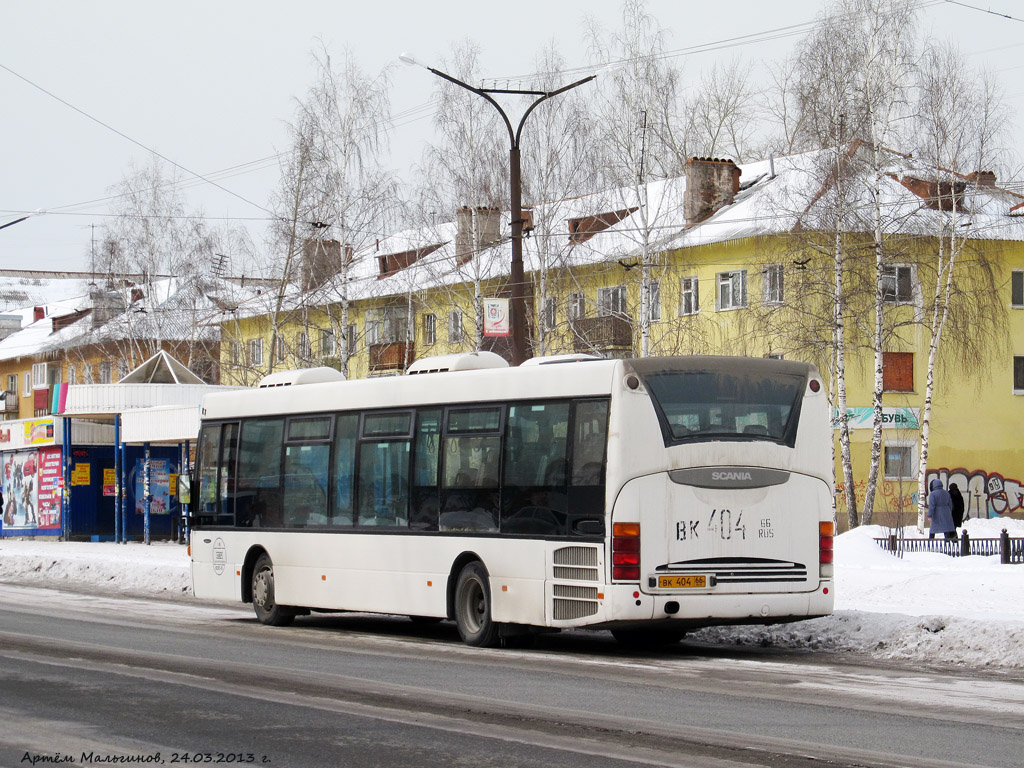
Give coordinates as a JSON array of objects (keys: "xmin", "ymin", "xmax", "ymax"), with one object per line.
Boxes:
[
  {"xmin": 925, "ymin": 468, "xmax": 1024, "ymax": 519},
  {"xmin": 837, "ymin": 468, "xmax": 1024, "ymax": 520}
]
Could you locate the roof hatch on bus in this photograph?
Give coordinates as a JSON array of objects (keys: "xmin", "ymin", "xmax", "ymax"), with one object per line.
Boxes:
[
  {"xmin": 257, "ymin": 366, "xmax": 347, "ymax": 388},
  {"xmin": 406, "ymin": 352, "xmax": 509, "ymax": 375}
]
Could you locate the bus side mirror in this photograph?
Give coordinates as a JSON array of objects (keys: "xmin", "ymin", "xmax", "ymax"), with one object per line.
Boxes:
[{"xmin": 178, "ymin": 474, "xmax": 191, "ymax": 505}]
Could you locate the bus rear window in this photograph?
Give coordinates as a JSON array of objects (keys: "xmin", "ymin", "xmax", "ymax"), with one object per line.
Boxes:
[{"xmin": 641, "ymin": 369, "xmax": 805, "ymax": 447}]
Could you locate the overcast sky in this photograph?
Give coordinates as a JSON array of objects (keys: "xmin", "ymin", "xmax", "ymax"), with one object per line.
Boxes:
[{"xmin": 2, "ymin": 0, "xmax": 1022, "ymax": 274}]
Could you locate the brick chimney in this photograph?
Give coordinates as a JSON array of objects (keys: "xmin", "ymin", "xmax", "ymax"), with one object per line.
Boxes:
[
  {"xmin": 684, "ymin": 157, "xmax": 741, "ymax": 225},
  {"xmin": 301, "ymin": 239, "xmax": 343, "ymax": 292},
  {"xmin": 967, "ymin": 170, "xmax": 997, "ymax": 188}
]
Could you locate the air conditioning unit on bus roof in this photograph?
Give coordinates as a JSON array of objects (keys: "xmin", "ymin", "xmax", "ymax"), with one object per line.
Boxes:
[
  {"xmin": 257, "ymin": 366, "xmax": 347, "ymax": 388},
  {"xmin": 406, "ymin": 351, "xmax": 509, "ymax": 375}
]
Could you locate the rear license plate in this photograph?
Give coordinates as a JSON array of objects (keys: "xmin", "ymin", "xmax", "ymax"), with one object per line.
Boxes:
[{"xmin": 658, "ymin": 574, "xmax": 707, "ymax": 589}]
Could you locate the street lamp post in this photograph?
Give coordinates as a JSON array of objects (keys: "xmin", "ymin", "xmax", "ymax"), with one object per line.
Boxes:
[{"xmin": 401, "ymin": 54, "xmax": 595, "ymax": 365}]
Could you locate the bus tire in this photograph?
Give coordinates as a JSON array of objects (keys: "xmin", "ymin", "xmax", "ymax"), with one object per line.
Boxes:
[
  {"xmin": 611, "ymin": 628, "xmax": 685, "ymax": 648},
  {"xmin": 251, "ymin": 553, "xmax": 295, "ymax": 627},
  {"xmin": 454, "ymin": 561, "xmax": 500, "ymax": 648}
]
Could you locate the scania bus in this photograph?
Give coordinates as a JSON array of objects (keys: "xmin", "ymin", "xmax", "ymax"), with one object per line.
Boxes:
[{"xmin": 188, "ymin": 354, "xmax": 835, "ymax": 647}]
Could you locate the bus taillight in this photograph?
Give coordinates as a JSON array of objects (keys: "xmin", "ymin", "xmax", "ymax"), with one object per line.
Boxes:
[
  {"xmin": 819, "ymin": 521, "xmax": 835, "ymax": 565},
  {"xmin": 613, "ymin": 522, "xmax": 641, "ymax": 581}
]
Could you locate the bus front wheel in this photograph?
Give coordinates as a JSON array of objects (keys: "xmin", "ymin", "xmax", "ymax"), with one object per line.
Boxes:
[
  {"xmin": 454, "ymin": 562, "xmax": 500, "ymax": 647},
  {"xmin": 251, "ymin": 554, "xmax": 295, "ymax": 627}
]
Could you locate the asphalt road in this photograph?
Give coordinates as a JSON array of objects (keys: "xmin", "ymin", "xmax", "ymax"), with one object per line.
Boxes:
[{"xmin": 0, "ymin": 584, "xmax": 1021, "ymax": 768}]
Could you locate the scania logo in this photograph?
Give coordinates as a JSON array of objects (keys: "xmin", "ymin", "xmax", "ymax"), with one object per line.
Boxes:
[{"xmin": 711, "ymin": 471, "xmax": 753, "ymax": 481}]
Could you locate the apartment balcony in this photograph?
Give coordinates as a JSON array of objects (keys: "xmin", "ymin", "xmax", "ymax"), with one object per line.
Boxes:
[
  {"xmin": 369, "ymin": 341, "xmax": 413, "ymax": 372},
  {"xmin": 572, "ymin": 315, "xmax": 633, "ymax": 353},
  {"xmin": 1, "ymin": 391, "xmax": 17, "ymax": 413}
]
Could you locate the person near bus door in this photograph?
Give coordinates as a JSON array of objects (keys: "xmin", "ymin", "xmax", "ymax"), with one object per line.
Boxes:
[
  {"xmin": 927, "ymin": 478, "xmax": 956, "ymax": 540},
  {"xmin": 949, "ymin": 482, "xmax": 966, "ymax": 529}
]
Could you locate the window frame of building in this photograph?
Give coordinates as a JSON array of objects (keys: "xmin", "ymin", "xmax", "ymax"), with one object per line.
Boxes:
[
  {"xmin": 22, "ymin": 372, "xmax": 31, "ymax": 396},
  {"xmin": 275, "ymin": 334, "xmax": 286, "ymax": 363},
  {"xmin": 230, "ymin": 342, "xmax": 241, "ymax": 367},
  {"xmin": 679, "ymin": 276, "xmax": 699, "ymax": 316},
  {"xmin": 1012, "ymin": 270, "xmax": 1024, "ymax": 308},
  {"xmin": 882, "ymin": 264, "xmax": 915, "ymax": 304},
  {"xmin": 83, "ymin": 364, "xmax": 94, "ymax": 384},
  {"xmin": 542, "ymin": 295, "xmax": 557, "ymax": 331},
  {"xmin": 448, "ymin": 310, "xmax": 464, "ymax": 344},
  {"xmin": 98, "ymin": 361, "xmax": 112, "ymax": 384},
  {"xmin": 7, "ymin": 374, "xmax": 17, "ymax": 395},
  {"xmin": 597, "ymin": 285, "xmax": 627, "ymax": 317},
  {"xmin": 882, "ymin": 351, "xmax": 915, "ymax": 392},
  {"xmin": 568, "ymin": 292, "xmax": 585, "ymax": 323},
  {"xmin": 66, "ymin": 367, "xmax": 76, "ymax": 386},
  {"xmin": 883, "ymin": 440, "xmax": 917, "ymax": 480},
  {"xmin": 32, "ymin": 362, "xmax": 47, "ymax": 389},
  {"xmin": 716, "ymin": 270, "xmax": 748, "ymax": 311},
  {"xmin": 321, "ymin": 329, "xmax": 337, "ymax": 358},
  {"xmin": 648, "ymin": 281, "xmax": 661, "ymax": 322},
  {"xmin": 424, "ymin": 313, "xmax": 437, "ymax": 346},
  {"xmin": 247, "ymin": 338, "xmax": 264, "ymax": 367},
  {"xmin": 1014, "ymin": 355, "xmax": 1024, "ymax": 394},
  {"xmin": 298, "ymin": 332, "xmax": 311, "ymax": 360},
  {"xmin": 117, "ymin": 360, "xmax": 128, "ymax": 381},
  {"xmin": 762, "ymin": 263, "xmax": 784, "ymax": 304},
  {"xmin": 346, "ymin": 324, "xmax": 358, "ymax": 355}
]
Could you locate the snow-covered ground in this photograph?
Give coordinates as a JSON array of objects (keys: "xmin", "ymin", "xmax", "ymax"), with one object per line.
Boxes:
[{"xmin": 2, "ymin": 518, "xmax": 1022, "ymax": 670}]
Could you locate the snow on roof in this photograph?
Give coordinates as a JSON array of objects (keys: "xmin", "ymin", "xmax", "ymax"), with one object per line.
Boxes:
[{"xmin": 213, "ymin": 146, "xmax": 1024, "ymax": 322}]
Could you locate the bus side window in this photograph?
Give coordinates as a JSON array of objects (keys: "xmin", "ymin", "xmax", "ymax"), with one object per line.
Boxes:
[
  {"xmin": 357, "ymin": 441, "xmax": 410, "ymax": 527},
  {"xmin": 568, "ymin": 399, "xmax": 608, "ymax": 537},
  {"xmin": 237, "ymin": 418, "xmax": 284, "ymax": 528},
  {"xmin": 410, "ymin": 409, "xmax": 441, "ymax": 531},
  {"xmin": 197, "ymin": 424, "xmax": 221, "ymax": 522},
  {"xmin": 283, "ymin": 443, "xmax": 330, "ymax": 527},
  {"xmin": 331, "ymin": 413, "xmax": 358, "ymax": 526},
  {"xmin": 501, "ymin": 402, "xmax": 570, "ymax": 536}
]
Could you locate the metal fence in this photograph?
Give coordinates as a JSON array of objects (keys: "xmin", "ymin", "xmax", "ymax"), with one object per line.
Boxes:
[{"xmin": 874, "ymin": 529, "xmax": 1023, "ymax": 564}]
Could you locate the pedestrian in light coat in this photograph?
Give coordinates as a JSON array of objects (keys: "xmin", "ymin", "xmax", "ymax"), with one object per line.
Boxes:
[{"xmin": 927, "ymin": 478, "xmax": 956, "ymax": 541}]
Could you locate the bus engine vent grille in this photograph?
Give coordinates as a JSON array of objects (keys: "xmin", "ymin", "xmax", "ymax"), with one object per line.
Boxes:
[
  {"xmin": 552, "ymin": 585, "xmax": 600, "ymax": 620},
  {"xmin": 657, "ymin": 557, "xmax": 808, "ymax": 584},
  {"xmin": 552, "ymin": 546, "xmax": 599, "ymax": 583}
]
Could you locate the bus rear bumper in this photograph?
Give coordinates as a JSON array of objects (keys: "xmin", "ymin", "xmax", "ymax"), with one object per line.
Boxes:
[{"xmin": 555, "ymin": 582, "xmax": 835, "ymax": 630}]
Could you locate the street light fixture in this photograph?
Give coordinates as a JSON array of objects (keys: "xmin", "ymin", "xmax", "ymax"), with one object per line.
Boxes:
[
  {"xmin": 0, "ymin": 208, "xmax": 44, "ymax": 232},
  {"xmin": 401, "ymin": 53, "xmax": 595, "ymax": 365}
]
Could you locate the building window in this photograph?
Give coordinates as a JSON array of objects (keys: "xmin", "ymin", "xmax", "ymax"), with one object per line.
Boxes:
[
  {"xmin": 882, "ymin": 351, "xmax": 914, "ymax": 392},
  {"xmin": 568, "ymin": 292, "xmax": 585, "ymax": 323},
  {"xmin": 7, "ymin": 374, "xmax": 16, "ymax": 395},
  {"xmin": 1014, "ymin": 356, "xmax": 1024, "ymax": 394},
  {"xmin": 276, "ymin": 334, "xmax": 286, "ymax": 363},
  {"xmin": 597, "ymin": 285, "xmax": 627, "ymax": 317},
  {"xmin": 542, "ymin": 296, "xmax": 557, "ymax": 331},
  {"xmin": 424, "ymin": 313, "xmax": 437, "ymax": 346},
  {"xmin": 763, "ymin": 264, "xmax": 784, "ymax": 304},
  {"xmin": 648, "ymin": 281, "xmax": 661, "ymax": 322},
  {"xmin": 882, "ymin": 265, "xmax": 914, "ymax": 303},
  {"xmin": 66, "ymin": 367, "xmax": 76, "ymax": 386},
  {"xmin": 230, "ymin": 342, "xmax": 241, "ymax": 367},
  {"xmin": 679, "ymin": 277, "xmax": 699, "ymax": 316},
  {"xmin": 321, "ymin": 329, "xmax": 336, "ymax": 357},
  {"xmin": 717, "ymin": 270, "xmax": 747, "ymax": 310},
  {"xmin": 884, "ymin": 442, "xmax": 916, "ymax": 480},
  {"xmin": 449, "ymin": 310, "xmax": 464, "ymax": 344},
  {"xmin": 247, "ymin": 338, "xmax": 264, "ymax": 367},
  {"xmin": 346, "ymin": 324, "xmax": 358, "ymax": 354},
  {"xmin": 99, "ymin": 362, "xmax": 112, "ymax": 384},
  {"xmin": 22, "ymin": 372, "xmax": 31, "ymax": 397},
  {"xmin": 298, "ymin": 332, "xmax": 311, "ymax": 360},
  {"xmin": 117, "ymin": 360, "xmax": 128, "ymax": 380},
  {"xmin": 83, "ymin": 364, "xmax": 94, "ymax": 384},
  {"xmin": 1012, "ymin": 271, "xmax": 1023, "ymax": 307},
  {"xmin": 32, "ymin": 363, "xmax": 47, "ymax": 389}
]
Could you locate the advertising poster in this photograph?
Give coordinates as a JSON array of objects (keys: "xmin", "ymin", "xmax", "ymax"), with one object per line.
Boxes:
[
  {"xmin": 134, "ymin": 458, "xmax": 174, "ymax": 515},
  {"xmin": 35, "ymin": 447, "xmax": 62, "ymax": 528},
  {"xmin": 2, "ymin": 449, "xmax": 45, "ymax": 529},
  {"xmin": 482, "ymin": 298, "xmax": 510, "ymax": 337}
]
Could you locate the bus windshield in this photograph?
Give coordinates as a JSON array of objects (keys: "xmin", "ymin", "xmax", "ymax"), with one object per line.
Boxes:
[{"xmin": 635, "ymin": 362, "xmax": 806, "ymax": 447}]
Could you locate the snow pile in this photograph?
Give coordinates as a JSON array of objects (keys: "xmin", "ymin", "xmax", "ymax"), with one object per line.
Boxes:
[{"xmin": 2, "ymin": 517, "xmax": 1023, "ymax": 669}]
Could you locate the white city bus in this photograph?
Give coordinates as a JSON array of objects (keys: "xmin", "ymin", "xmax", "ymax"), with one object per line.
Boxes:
[{"xmin": 188, "ymin": 354, "xmax": 835, "ymax": 647}]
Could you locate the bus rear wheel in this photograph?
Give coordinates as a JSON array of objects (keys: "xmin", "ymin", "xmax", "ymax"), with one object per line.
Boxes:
[
  {"xmin": 454, "ymin": 562, "xmax": 500, "ymax": 647},
  {"xmin": 252, "ymin": 553, "xmax": 295, "ymax": 627}
]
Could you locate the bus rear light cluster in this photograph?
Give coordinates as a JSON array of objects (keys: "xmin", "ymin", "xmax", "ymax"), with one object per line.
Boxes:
[
  {"xmin": 819, "ymin": 521, "xmax": 835, "ymax": 565},
  {"xmin": 612, "ymin": 522, "xmax": 641, "ymax": 581}
]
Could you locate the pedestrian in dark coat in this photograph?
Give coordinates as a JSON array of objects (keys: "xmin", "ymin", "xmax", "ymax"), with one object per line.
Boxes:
[
  {"xmin": 927, "ymin": 478, "xmax": 956, "ymax": 540},
  {"xmin": 949, "ymin": 482, "xmax": 965, "ymax": 529}
]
